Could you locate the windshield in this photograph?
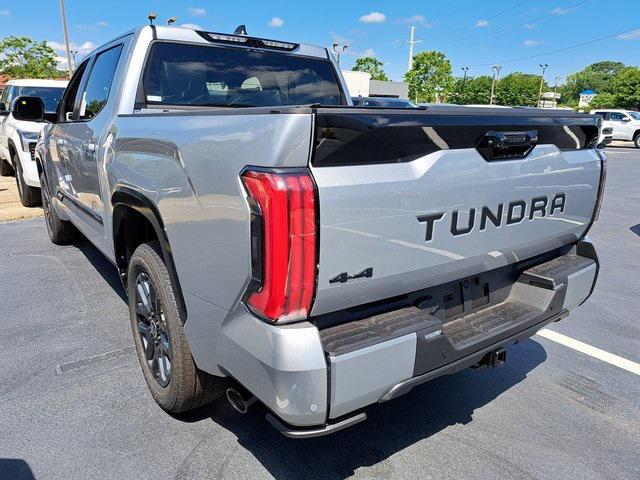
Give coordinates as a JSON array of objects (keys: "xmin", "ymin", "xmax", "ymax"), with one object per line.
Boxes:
[
  {"xmin": 16, "ymin": 86, "xmax": 66, "ymax": 112},
  {"xmin": 628, "ymin": 111, "xmax": 640, "ymax": 120},
  {"xmin": 143, "ymin": 42, "xmax": 344, "ymax": 108}
]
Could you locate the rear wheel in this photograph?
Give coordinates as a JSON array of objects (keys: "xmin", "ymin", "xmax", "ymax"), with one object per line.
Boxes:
[
  {"xmin": 14, "ymin": 153, "xmax": 40, "ymax": 207},
  {"xmin": 0, "ymin": 157, "xmax": 14, "ymax": 176},
  {"xmin": 128, "ymin": 242, "xmax": 225, "ymax": 413},
  {"xmin": 40, "ymin": 172, "xmax": 78, "ymax": 244}
]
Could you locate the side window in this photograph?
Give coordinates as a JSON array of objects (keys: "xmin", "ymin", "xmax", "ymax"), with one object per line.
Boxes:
[
  {"xmin": 593, "ymin": 111, "xmax": 608, "ymax": 120},
  {"xmin": 0, "ymin": 86, "xmax": 9, "ymax": 107},
  {"xmin": 60, "ymin": 61, "xmax": 89, "ymax": 121},
  {"xmin": 5, "ymin": 86, "xmax": 16, "ymax": 106},
  {"xmin": 610, "ymin": 112, "xmax": 626, "ymax": 122},
  {"xmin": 78, "ymin": 45, "xmax": 123, "ymax": 120}
]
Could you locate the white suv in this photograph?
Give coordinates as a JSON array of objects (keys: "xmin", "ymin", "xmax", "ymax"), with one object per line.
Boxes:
[
  {"xmin": 590, "ymin": 109, "xmax": 640, "ymax": 149},
  {"xmin": 0, "ymin": 79, "xmax": 68, "ymax": 206}
]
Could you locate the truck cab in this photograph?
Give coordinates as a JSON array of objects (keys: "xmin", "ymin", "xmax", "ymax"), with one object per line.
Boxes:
[{"xmin": 0, "ymin": 79, "xmax": 68, "ymax": 206}]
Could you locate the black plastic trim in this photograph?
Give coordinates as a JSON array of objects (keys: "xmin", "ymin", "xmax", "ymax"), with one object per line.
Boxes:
[
  {"xmin": 111, "ymin": 186, "xmax": 188, "ymax": 321},
  {"xmin": 57, "ymin": 189, "xmax": 104, "ymax": 225},
  {"xmin": 266, "ymin": 411, "xmax": 367, "ymax": 438}
]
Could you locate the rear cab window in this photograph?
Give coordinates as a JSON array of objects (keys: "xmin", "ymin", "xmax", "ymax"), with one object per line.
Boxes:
[{"xmin": 141, "ymin": 42, "xmax": 345, "ymax": 108}]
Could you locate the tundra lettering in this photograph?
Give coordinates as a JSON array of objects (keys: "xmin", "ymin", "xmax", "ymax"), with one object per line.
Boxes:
[
  {"xmin": 34, "ymin": 24, "xmax": 602, "ymax": 438},
  {"xmin": 418, "ymin": 193, "xmax": 567, "ymax": 242}
]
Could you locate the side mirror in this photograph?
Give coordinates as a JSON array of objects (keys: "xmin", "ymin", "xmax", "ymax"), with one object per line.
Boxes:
[
  {"xmin": 622, "ymin": 117, "xmax": 631, "ymax": 123},
  {"xmin": 12, "ymin": 96, "xmax": 45, "ymax": 122}
]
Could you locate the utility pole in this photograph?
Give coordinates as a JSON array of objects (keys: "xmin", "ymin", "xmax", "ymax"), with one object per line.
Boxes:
[
  {"xmin": 395, "ymin": 26, "xmax": 424, "ymax": 73},
  {"xmin": 537, "ymin": 63, "xmax": 548, "ymax": 108},
  {"xmin": 461, "ymin": 66, "xmax": 469, "ymax": 97},
  {"xmin": 331, "ymin": 43, "xmax": 349, "ymax": 67},
  {"xmin": 490, "ymin": 65, "xmax": 502, "ymax": 105},
  {"xmin": 552, "ymin": 76, "xmax": 562, "ymax": 108},
  {"xmin": 58, "ymin": 0, "xmax": 73, "ymax": 78}
]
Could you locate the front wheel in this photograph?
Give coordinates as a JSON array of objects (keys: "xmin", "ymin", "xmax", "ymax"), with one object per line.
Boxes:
[
  {"xmin": 40, "ymin": 173, "xmax": 78, "ymax": 244},
  {"xmin": 634, "ymin": 133, "xmax": 640, "ymax": 149},
  {"xmin": 14, "ymin": 154, "xmax": 40, "ymax": 207},
  {"xmin": 127, "ymin": 242, "xmax": 226, "ymax": 413}
]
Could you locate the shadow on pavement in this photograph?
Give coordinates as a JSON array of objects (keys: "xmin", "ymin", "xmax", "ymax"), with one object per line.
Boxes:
[
  {"xmin": 74, "ymin": 238, "xmax": 127, "ymax": 303},
  {"xmin": 0, "ymin": 459, "xmax": 35, "ymax": 480},
  {"xmin": 630, "ymin": 224, "xmax": 640, "ymax": 237},
  {"xmin": 176, "ymin": 339, "xmax": 547, "ymax": 479}
]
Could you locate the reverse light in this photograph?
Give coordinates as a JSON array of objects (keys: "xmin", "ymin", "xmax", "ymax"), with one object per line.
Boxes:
[{"xmin": 241, "ymin": 169, "xmax": 317, "ymax": 323}]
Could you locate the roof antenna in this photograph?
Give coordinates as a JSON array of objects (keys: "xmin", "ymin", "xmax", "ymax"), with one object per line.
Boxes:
[
  {"xmin": 167, "ymin": 16, "xmax": 177, "ymax": 26},
  {"xmin": 233, "ymin": 25, "xmax": 248, "ymax": 36},
  {"xmin": 148, "ymin": 12, "xmax": 157, "ymax": 25}
]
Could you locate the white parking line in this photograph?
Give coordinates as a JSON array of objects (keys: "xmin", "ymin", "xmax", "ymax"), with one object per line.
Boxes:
[{"xmin": 537, "ymin": 329, "xmax": 640, "ymax": 376}]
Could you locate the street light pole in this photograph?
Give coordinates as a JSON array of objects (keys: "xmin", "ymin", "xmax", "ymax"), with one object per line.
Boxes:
[
  {"xmin": 58, "ymin": 0, "xmax": 73, "ymax": 78},
  {"xmin": 490, "ymin": 65, "xmax": 502, "ymax": 105},
  {"xmin": 331, "ymin": 43, "xmax": 348, "ymax": 67},
  {"xmin": 537, "ymin": 63, "xmax": 548, "ymax": 108},
  {"xmin": 552, "ymin": 76, "xmax": 562, "ymax": 107},
  {"xmin": 461, "ymin": 66, "xmax": 469, "ymax": 97}
]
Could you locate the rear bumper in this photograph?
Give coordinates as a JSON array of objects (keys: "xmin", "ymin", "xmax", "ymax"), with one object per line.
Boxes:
[{"xmin": 215, "ymin": 239, "xmax": 598, "ymax": 436}]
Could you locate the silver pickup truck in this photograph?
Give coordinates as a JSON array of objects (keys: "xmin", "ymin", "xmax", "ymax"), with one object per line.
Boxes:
[{"xmin": 20, "ymin": 25, "xmax": 604, "ymax": 437}]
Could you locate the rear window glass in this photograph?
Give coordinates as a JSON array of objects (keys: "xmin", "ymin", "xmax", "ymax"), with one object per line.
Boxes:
[{"xmin": 142, "ymin": 42, "xmax": 344, "ymax": 108}]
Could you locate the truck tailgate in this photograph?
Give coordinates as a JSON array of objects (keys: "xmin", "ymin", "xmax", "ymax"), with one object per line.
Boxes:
[{"xmin": 310, "ymin": 107, "xmax": 601, "ymax": 316}]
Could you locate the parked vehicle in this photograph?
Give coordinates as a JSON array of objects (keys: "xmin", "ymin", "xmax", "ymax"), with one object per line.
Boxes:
[
  {"xmin": 352, "ymin": 96, "xmax": 417, "ymax": 108},
  {"xmin": 591, "ymin": 109, "xmax": 640, "ymax": 148},
  {"xmin": 599, "ymin": 127, "xmax": 613, "ymax": 147},
  {"xmin": 0, "ymin": 79, "xmax": 68, "ymax": 206},
  {"xmin": 28, "ymin": 25, "xmax": 604, "ymax": 437}
]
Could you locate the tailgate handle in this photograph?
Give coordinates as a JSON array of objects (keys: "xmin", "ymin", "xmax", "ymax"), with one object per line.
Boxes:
[{"xmin": 476, "ymin": 130, "xmax": 538, "ymax": 161}]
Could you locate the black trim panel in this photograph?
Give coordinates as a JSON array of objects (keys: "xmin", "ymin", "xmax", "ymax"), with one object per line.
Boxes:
[
  {"xmin": 312, "ymin": 109, "xmax": 600, "ymax": 167},
  {"xmin": 111, "ymin": 186, "xmax": 188, "ymax": 321},
  {"xmin": 58, "ymin": 189, "xmax": 104, "ymax": 225}
]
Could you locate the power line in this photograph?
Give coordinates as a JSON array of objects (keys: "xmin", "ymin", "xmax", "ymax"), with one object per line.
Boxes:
[
  {"xmin": 429, "ymin": 0, "xmax": 534, "ymax": 40},
  {"xmin": 465, "ymin": 26, "xmax": 640, "ymax": 67},
  {"xmin": 440, "ymin": 0, "xmax": 591, "ymax": 46}
]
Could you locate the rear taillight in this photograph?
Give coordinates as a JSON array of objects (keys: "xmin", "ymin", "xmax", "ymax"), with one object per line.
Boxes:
[
  {"xmin": 241, "ymin": 169, "xmax": 317, "ymax": 322},
  {"xmin": 593, "ymin": 149, "xmax": 607, "ymax": 222}
]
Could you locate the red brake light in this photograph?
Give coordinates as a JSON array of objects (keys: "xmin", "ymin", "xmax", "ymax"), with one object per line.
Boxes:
[{"xmin": 241, "ymin": 170, "xmax": 317, "ymax": 322}]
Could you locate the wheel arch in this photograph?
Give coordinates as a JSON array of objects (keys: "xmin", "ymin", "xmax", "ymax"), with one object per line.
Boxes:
[{"xmin": 111, "ymin": 186, "xmax": 188, "ymax": 321}]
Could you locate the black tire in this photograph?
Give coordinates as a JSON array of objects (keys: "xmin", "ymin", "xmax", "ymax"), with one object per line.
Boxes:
[
  {"xmin": 14, "ymin": 154, "xmax": 41, "ymax": 207},
  {"xmin": 634, "ymin": 132, "xmax": 640, "ymax": 149},
  {"xmin": 0, "ymin": 157, "xmax": 14, "ymax": 176},
  {"xmin": 128, "ymin": 242, "xmax": 225, "ymax": 413},
  {"xmin": 40, "ymin": 173, "xmax": 78, "ymax": 245}
]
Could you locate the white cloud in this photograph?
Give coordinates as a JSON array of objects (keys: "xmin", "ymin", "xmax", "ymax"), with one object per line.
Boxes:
[
  {"xmin": 360, "ymin": 48, "xmax": 376, "ymax": 58},
  {"xmin": 551, "ymin": 6, "xmax": 573, "ymax": 15},
  {"xmin": 181, "ymin": 23, "xmax": 202, "ymax": 30},
  {"xmin": 96, "ymin": 20, "xmax": 109, "ymax": 27},
  {"xmin": 187, "ymin": 6, "xmax": 207, "ymax": 17},
  {"xmin": 475, "ymin": 19, "xmax": 489, "ymax": 27},
  {"xmin": 48, "ymin": 40, "xmax": 96, "ymax": 56},
  {"xmin": 523, "ymin": 23, "xmax": 537, "ymax": 29},
  {"xmin": 0, "ymin": 9, "xmax": 10, "ymax": 16},
  {"xmin": 268, "ymin": 17, "xmax": 284, "ymax": 27},
  {"xmin": 523, "ymin": 39, "xmax": 545, "ymax": 47},
  {"xmin": 359, "ymin": 12, "xmax": 386, "ymax": 24},
  {"xmin": 397, "ymin": 14, "xmax": 431, "ymax": 27},
  {"xmin": 617, "ymin": 28, "xmax": 640, "ymax": 40}
]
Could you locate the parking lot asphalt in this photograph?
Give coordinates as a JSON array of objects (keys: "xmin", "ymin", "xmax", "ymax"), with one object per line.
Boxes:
[{"xmin": 1, "ymin": 147, "xmax": 639, "ymax": 480}]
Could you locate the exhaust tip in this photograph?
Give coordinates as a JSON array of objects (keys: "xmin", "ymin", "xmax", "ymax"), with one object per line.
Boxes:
[{"xmin": 226, "ymin": 387, "xmax": 255, "ymax": 414}]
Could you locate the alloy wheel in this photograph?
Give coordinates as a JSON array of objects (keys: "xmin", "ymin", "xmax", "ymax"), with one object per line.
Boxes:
[{"xmin": 135, "ymin": 272, "xmax": 172, "ymax": 387}]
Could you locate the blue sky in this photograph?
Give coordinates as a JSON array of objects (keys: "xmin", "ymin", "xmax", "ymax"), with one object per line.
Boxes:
[{"xmin": 1, "ymin": 0, "xmax": 639, "ymax": 82}]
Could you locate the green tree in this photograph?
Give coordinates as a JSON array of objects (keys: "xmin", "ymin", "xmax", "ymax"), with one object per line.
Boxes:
[
  {"xmin": 588, "ymin": 92, "xmax": 617, "ymax": 109},
  {"xmin": 0, "ymin": 36, "xmax": 60, "ymax": 78},
  {"xmin": 562, "ymin": 61, "xmax": 625, "ymax": 102},
  {"xmin": 352, "ymin": 57, "xmax": 389, "ymax": 81},
  {"xmin": 404, "ymin": 50, "xmax": 455, "ymax": 103},
  {"xmin": 612, "ymin": 66, "xmax": 640, "ymax": 109},
  {"xmin": 496, "ymin": 72, "xmax": 545, "ymax": 106},
  {"xmin": 450, "ymin": 75, "xmax": 493, "ymax": 104}
]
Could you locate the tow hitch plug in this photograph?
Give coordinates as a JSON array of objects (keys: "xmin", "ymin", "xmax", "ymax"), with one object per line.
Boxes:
[{"xmin": 475, "ymin": 348, "xmax": 507, "ymax": 369}]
